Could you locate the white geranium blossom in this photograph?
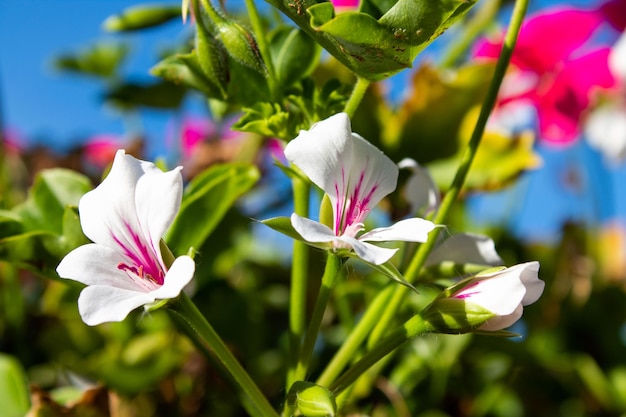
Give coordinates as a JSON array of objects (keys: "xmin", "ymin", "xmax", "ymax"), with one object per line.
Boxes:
[
  {"xmin": 57, "ymin": 150, "xmax": 195, "ymax": 326},
  {"xmin": 284, "ymin": 113, "xmax": 435, "ymax": 265},
  {"xmin": 452, "ymin": 262, "xmax": 544, "ymax": 331}
]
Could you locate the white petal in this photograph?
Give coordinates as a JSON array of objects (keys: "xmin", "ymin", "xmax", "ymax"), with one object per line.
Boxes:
[
  {"xmin": 77, "ymin": 285, "xmax": 155, "ymax": 326},
  {"xmin": 284, "ymin": 113, "xmax": 398, "ymax": 228},
  {"xmin": 284, "ymin": 113, "xmax": 353, "ymax": 197},
  {"xmin": 455, "ymin": 273, "xmax": 526, "ymax": 316},
  {"xmin": 359, "ymin": 218, "xmax": 435, "ymax": 243},
  {"xmin": 517, "ymin": 261, "xmax": 544, "ymax": 305},
  {"xmin": 584, "ymin": 103, "xmax": 626, "ymax": 162},
  {"xmin": 345, "ymin": 133, "xmax": 398, "ymax": 211},
  {"xmin": 426, "ymin": 233, "xmax": 503, "ymax": 267},
  {"xmin": 79, "ymin": 150, "xmax": 161, "ymax": 248},
  {"xmin": 290, "ymin": 213, "xmax": 337, "ymax": 243},
  {"xmin": 609, "ymin": 30, "xmax": 626, "ymax": 80},
  {"xmin": 134, "ymin": 166, "xmax": 183, "ymax": 262},
  {"xmin": 340, "ymin": 236, "xmax": 398, "ymax": 265},
  {"xmin": 478, "ymin": 304, "xmax": 523, "ymax": 331},
  {"xmin": 56, "ymin": 244, "xmax": 148, "ymax": 292},
  {"xmin": 398, "ymin": 158, "xmax": 440, "ymax": 216},
  {"xmin": 150, "ymin": 256, "xmax": 195, "ymax": 299}
]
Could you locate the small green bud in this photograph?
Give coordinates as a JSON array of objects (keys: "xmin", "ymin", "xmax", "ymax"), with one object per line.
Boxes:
[
  {"xmin": 103, "ymin": 5, "xmax": 182, "ymax": 32},
  {"xmin": 287, "ymin": 382, "xmax": 336, "ymax": 417},
  {"xmin": 215, "ymin": 21, "xmax": 268, "ymax": 76}
]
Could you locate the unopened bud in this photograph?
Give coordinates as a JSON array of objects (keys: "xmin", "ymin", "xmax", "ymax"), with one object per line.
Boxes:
[
  {"xmin": 287, "ymin": 381, "xmax": 336, "ymax": 417},
  {"xmin": 215, "ymin": 21, "xmax": 267, "ymax": 76}
]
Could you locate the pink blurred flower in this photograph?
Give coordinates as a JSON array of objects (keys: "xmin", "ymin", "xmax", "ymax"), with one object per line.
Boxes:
[
  {"xmin": 475, "ymin": 7, "xmax": 617, "ymax": 145},
  {"xmin": 83, "ymin": 134, "xmax": 124, "ymax": 169},
  {"xmin": 332, "ymin": 0, "xmax": 360, "ymax": 11}
]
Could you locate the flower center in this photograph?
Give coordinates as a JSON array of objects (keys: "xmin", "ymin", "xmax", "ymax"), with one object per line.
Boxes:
[{"xmin": 117, "ymin": 262, "xmax": 164, "ymax": 286}]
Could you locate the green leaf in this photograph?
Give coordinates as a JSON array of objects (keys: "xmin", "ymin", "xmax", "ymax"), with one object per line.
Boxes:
[
  {"xmin": 0, "ymin": 354, "xmax": 30, "ymax": 417},
  {"xmin": 151, "ymin": 51, "xmax": 226, "ymax": 99},
  {"xmin": 265, "ymin": 0, "xmax": 478, "ymax": 80},
  {"xmin": 270, "ymin": 26, "xmax": 321, "ymax": 86},
  {"xmin": 103, "ymin": 4, "xmax": 181, "ymax": 32},
  {"xmin": 105, "ymin": 80, "xmax": 187, "ymax": 109},
  {"xmin": 14, "ymin": 169, "xmax": 92, "ymax": 234},
  {"xmin": 312, "ymin": 12, "xmax": 413, "ymax": 78},
  {"xmin": 233, "ymin": 102, "xmax": 292, "ymax": 138},
  {"xmin": 165, "ymin": 163, "xmax": 260, "ymax": 254},
  {"xmin": 53, "ymin": 42, "xmax": 128, "ymax": 78},
  {"xmin": 0, "ymin": 210, "xmax": 23, "ymax": 239}
]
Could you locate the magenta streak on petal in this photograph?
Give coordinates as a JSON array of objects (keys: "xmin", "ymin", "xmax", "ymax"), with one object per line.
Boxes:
[
  {"xmin": 334, "ymin": 166, "xmax": 348, "ymax": 235},
  {"xmin": 113, "ymin": 222, "xmax": 165, "ymax": 288},
  {"xmin": 453, "ymin": 281, "xmax": 481, "ymax": 299}
]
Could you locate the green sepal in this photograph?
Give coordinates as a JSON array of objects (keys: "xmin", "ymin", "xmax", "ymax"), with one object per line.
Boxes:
[
  {"xmin": 421, "ymin": 298, "xmax": 495, "ymax": 334},
  {"xmin": 286, "ymin": 381, "xmax": 337, "ymax": 417},
  {"xmin": 259, "ymin": 216, "xmax": 331, "ymax": 251}
]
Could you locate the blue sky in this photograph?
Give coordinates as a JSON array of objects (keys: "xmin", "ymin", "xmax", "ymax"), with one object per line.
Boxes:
[{"xmin": 0, "ymin": 0, "xmax": 197, "ymax": 155}]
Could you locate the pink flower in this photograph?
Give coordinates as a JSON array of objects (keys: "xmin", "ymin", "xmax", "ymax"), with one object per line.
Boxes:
[
  {"xmin": 83, "ymin": 134, "xmax": 124, "ymax": 169},
  {"xmin": 475, "ymin": 7, "xmax": 617, "ymax": 144},
  {"xmin": 331, "ymin": 0, "xmax": 360, "ymax": 11}
]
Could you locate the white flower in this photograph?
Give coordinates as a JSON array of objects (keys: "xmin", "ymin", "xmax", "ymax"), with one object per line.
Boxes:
[
  {"xmin": 284, "ymin": 113, "xmax": 435, "ymax": 265},
  {"xmin": 398, "ymin": 158, "xmax": 440, "ymax": 217},
  {"xmin": 609, "ymin": 30, "xmax": 626, "ymax": 82},
  {"xmin": 56, "ymin": 150, "xmax": 195, "ymax": 326},
  {"xmin": 451, "ymin": 262, "xmax": 544, "ymax": 331}
]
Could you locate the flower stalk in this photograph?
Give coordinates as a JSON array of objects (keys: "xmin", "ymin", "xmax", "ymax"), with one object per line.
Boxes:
[{"xmin": 166, "ymin": 292, "xmax": 279, "ymax": 417}]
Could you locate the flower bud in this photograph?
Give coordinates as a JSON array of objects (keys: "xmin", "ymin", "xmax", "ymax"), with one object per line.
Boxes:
[
  {"xmin": 215, "ymin": 20, "xmax": 268, "ymax": 76},
  {"xmin": 422, "ymin": 262, "xmax": 544, "ymax": 333},
  {"xmin": 287, "ymin": 381, "xmax": 336, "ymax": 417}
]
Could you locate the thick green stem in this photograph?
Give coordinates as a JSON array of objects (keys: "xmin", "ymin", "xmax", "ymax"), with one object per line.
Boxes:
[
  {"xmin": 329, "ymin": 314, "xmax": 434, "ymax": 395},
  {"xmin": 292, "ymin": 253, "xmax": 343, "ymax": 384},
  {"xmin": 166, "ymin": 293, "xmax": 279, "ymax": 417},
  {"xmin": 319, "ymin": 0, "xmax": 530, "ymax": 388},
  {"xmin": 243, "ymin": 0, "xmax": 279, "ymax": 99},
  {"xmin": 286, "ymin": 177, "xmax": 311, "ymax": 389},
  {"xmin": 343, "ymin": 77, "xmax": 371, "ymax": 118}
]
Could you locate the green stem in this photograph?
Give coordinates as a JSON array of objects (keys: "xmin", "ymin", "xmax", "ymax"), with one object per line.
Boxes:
[
  {"xmin": 292, "ymin": 253, "xmax": 343, "ymax": 383},
  {"xmin": 166, "ymin": 293, "xmax": 279, "ymax": 417},
  {"xmin": 286, "ymin": 177, "xmax": 311, "ymax": 389},
  {"xmin": 319, "ymin": 0, "xmax": 530, "ymax": 388},
  {"xmin": 243, "ymin": 0, "xmax": 279, "ymax": 99},
  {"xmin": 329, "ymin": 314, "xmax": 434, "ymax": 395},
  {"xmin": 343, "ymin": 77, "xmax": 371, "ymax": 118},
  {"xmin": 315, "ymin": 285, "xmax": 395, "ymax": 387}
]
